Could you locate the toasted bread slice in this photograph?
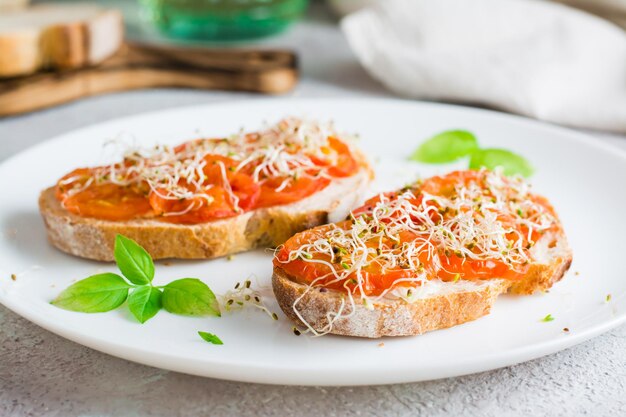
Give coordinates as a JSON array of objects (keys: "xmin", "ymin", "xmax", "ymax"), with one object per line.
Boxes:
[
  {"xmin": 272, "ymin": 230, "xmax": 572, "ymax": 338},
  {"xmin": 272, "ymin": 168, "xmax": 573, "ymax": 338},
  {"xmin": 39, "ymin": 170, "xmax": 371, "ymax": 261}
]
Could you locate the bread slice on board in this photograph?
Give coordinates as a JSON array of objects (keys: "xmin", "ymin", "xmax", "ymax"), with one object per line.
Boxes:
[
  {"xmin": 0, "ymin": 0, "xmax": 29, "ymax": 12},
  {"xmin": 0, "ymin": 4, "xmax": 123, "ymax": 77},
  {"xmin": 39, "ymin": 170, "xmax": 372, "ymax": 262},
  {"xmin": 272, "ymin": 230, "xmax": 572, "ymax": 338}
]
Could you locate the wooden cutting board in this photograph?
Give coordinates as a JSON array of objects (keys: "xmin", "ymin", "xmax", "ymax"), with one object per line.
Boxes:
[
  {"xmin": 0, "ymin": 4, "xmax": 298, "ymax": 117},
  {"xmin": 0, "ymin": 44, "xmax": 298, "ymax": 116}
]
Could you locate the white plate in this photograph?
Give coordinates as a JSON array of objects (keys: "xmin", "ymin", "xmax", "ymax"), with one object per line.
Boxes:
[{"xmin": 1, "ymin": 99, "xmax": 624, "ymax": 386}]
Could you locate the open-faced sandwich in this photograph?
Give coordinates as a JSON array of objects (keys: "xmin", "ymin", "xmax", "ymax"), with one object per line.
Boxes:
[
  {"xmin": 40, "ymin": 118, "xmax": 372, "ymax": 261},
  {"xmin": 273, "ymin": 169, "xmax": 572, "ymax": 338}
]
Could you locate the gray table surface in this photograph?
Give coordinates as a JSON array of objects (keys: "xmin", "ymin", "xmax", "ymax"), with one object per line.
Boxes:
[{"xmin": 1, "ymin": 4, "xmax": 625, "ymax": 417}]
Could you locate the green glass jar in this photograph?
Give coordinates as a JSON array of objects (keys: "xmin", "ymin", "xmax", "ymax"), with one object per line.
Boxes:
[{"xmin": 140, "ymin": 0, "xmax": 309, "ymax": 41}]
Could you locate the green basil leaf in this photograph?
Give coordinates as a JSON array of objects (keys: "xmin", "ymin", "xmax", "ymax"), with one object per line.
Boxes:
[
  {"xmin": 469, "ymin": 148, "xmax": 534, "ymax": 177},
  {"xmin": 114, "ymin": 234, "xmax": 155, "ymax": 285},
  {"xmin": 51, "ymin": 273, "xmax": 130, "ymax": 313},
  {"xmin": 198, "ymin": 331, "xmax": 223, "ymax": 345},
  {"xmin": 128, "ymin": 286, "xmax": 162, "ymax": 323},
  {"xmin": 411, "ymin": 130, "xmax": 479, "ymax": 163},
  {"xmin": 162, "ymin": 278, "xmax": 220, "ymax": 317}
]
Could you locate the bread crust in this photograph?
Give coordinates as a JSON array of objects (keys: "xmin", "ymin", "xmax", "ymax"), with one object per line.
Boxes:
[
  {"xmin": 39, "ymin": 171, "xmax": 371, "ymax": 261},
  {"xmin": 272, "ymin": 232, "xmax": 573, "ymax": 338},
  {"xmin": 273, "ymin": 267, "xmax": 510, "ymax": 338},
  {"xmin": 507, "ymin": 254, "xmax": 572, "ymax": 295}
]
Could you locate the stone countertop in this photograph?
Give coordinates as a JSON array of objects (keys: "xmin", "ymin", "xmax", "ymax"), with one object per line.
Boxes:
[{"xmin": 1, "ymin": 4, "xmax": 625, "ymax": 416}]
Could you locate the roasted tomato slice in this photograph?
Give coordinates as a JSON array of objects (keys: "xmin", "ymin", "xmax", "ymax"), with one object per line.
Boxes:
[
  {"xmin": 356, "ymin": 268, "xmax": 415, "ymax": 295},
  {"xmin": 308, "ymin": 137, "xmax": 359, "ymax": 178},
  {"xmin": 257, "ymin": 176, "xmax": 330, "ymax": 208},
  {"xmin": 55, "ymin": 168, "xmax": 92, "ymax": 201},
  {"xmin": 275, "ymin": 223, "xmax": 416, "ymax": 296},
  {"xmin": 56, "ymin": 168, "xmax": 151, "ymax": 221},
  {"xmin": 203, "ymin": 155, "xmax": 260, "ymax": 211},
  {"xmin": 326, "ymin": 136, "xmax": 359, "ymax": 177},
  {"xmin": 274, "ymin": 224, "xmax": 336, "ymax": 283},
  {"xmin": 148, "ymin": 186, "xmax": 238, "ymax": 224},
  {"xmin": 434, "ymin": 253, "xmax": 529, "ymax": 282},
  {"xmin": 61, "ymin": 183, "xmax": 152, "ymax": 221},
  {"xmin": 229, "ymin": 173, "xmax": 260, "ymax": 210}
]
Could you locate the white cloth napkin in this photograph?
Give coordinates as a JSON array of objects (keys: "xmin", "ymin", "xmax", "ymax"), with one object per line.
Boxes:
[{"xmin": 342, "ymin": 0, "xmax": 626, "ymax": 132}]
